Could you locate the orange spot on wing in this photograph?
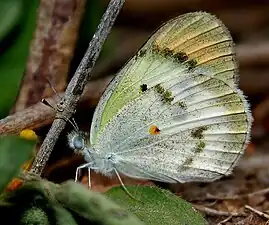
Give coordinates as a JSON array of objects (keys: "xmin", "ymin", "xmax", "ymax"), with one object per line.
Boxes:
[{"xmin": 149, "ymin": 125, "xmax": 161, "ymax": 135}]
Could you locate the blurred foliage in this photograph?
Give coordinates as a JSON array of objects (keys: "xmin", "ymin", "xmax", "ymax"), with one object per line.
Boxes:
[
  {"xmin": 1, "ymin": 179, "xmax": 207, "ymax": 225},
  {"xmin": 0, "ymin": 133, "xmax": 143, "ymax": 225},
  {"xmin": 0, "ymin": 0, "xmax": 113, "ymax": 118},
  {"xmin": 0, "ymin": 0, "xmax": 22, "ymax": 41},
  {"xmin": 0, "ymin": 135, "xmax": 36, "ymax": 193},
  {"xmin": 0, "ymin": 180, "xmax": 145, "ymax": 225},
  {"xmin": 0, "ymin": 0, "xmax": 39, "ymax": 118}
]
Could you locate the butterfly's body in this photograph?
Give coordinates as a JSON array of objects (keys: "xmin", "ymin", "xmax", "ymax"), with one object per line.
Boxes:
[{"xmin": 68, "ymin": 12, "xmax": 252, "ymax": 185}]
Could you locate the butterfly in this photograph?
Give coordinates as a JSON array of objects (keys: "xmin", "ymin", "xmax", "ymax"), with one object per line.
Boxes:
[{"xmin": 67, "ymin": 12, "xmax": 252, "ymax": 187}]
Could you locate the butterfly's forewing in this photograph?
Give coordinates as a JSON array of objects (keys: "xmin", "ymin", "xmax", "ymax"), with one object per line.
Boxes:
[
  {"xmin": 91, "ymin": 12, "xmax": 238, "ymax": 144},
  {"xmin": 151, "ymin": 12, "xmax": 237, "ymax": 85},
  {"xmin": 89, "ymin": 12, "xmax": 252, "ymax": 182}
]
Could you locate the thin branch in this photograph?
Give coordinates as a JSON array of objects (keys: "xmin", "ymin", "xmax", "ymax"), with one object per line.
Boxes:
[
  {"xmin": 234, "ymin": 214, "xmax": 254, "ymax": 225},
  {"xmin": 245, "ymin": 205, "xmax": 269, "ymax": 220},
  {"xmin": 217, "ymin": 215, "xmax": 233, "ymax": 225},
  {"xmin": 190, "ymin": 187, "xmax": 269, "ymax": 201},
  {"xmin": 30, "ymin": 0, "xmax": 125, "ymax": 176},
  {"xmin": 0, "ymin": 76, "xmax": 113, "ymax": 135},
  {"xmin": 193, "ymin": 204, "xmax": 247, "ymax": 217}
]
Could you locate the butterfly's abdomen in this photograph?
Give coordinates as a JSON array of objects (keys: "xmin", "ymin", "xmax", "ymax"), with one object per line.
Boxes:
[{"xmin": 90, "ymin": 152, "xmax": 119, "ymax": 177}]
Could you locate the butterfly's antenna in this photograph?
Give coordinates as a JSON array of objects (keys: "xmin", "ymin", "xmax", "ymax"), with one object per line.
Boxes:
[
  {"xmin": 71, "ymin": 117, "xmax": 79, "ymax": 131},
  {"xmin": 43, "ymin": 79, "xmax": 80, "ymax": 132},
  {"xmin": 41, "ymin": 98, "xmax": 79, "ymax": 132},
  {"xmin": 41, "ymin": 98, "xmax": 55, "ymax": 109},
  {"xmin": 113, "ymin": 168, "xmax": 142, "ymax": 202},
  {"xmin": 46, "ymin": 78, "xmax": 61, "ymax": 101}
]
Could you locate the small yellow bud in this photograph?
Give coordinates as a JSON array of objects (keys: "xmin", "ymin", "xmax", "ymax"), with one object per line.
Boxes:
[{"xmin": 20, "ymin": 129, "xmax": 38, "ymax": 141}]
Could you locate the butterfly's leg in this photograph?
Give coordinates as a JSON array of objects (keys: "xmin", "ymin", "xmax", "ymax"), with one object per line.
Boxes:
[
  {"xmin": 88, "ymin": 167, "xmax": 91, "ymax": 188},
  {"xmin": 113, "ymin": 168, "xmax": 138, "ymax": 201},
  {"xmin": 75, "ymin": 162, "xmax": 92, "ymax": 182}
]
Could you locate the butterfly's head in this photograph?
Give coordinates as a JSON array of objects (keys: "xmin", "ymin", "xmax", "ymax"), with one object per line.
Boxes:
[{"xmin": 67, "ymin": 130, "xmax": 89, "ymax": 154}]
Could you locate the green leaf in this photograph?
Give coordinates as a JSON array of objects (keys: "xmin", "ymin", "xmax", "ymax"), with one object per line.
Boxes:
[
  {"xmin": 56, "ymin": 181, "xmax": 145, "ymax": 225},
  {"xmin": 106, "ymin": 186, "xmax": 208, "ymax": 225},
  {"xmin": 53, "ymin": 205, "xmax": 78, "ymax": 225},
  {"xmin": 0, "ymin": 135, "xmax": 36, "ymax": 193},
  {"xmin": 0, "ymin": 0, "xmax": 39, "ymax": 118},
  {"xmin": 0, "ymin": 0, "xmax": 23, "ymax": 41}
]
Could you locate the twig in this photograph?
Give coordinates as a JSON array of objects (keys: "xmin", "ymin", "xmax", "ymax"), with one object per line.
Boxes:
[
  {"xmin": 18, "ymin": 170, "xmax": 42, "ymax": 182},
  {"xmin": 193, "ymin": 204, "xmax": 247, "ymax": 217},
  {"xmin": 245, "ymin": 205, "xmax": 269, "ymax": 220},
  {"xmin": 191, "ymin": 187, "xmax": 269, "ymax": 201},
  {"xmin": 0, "ymin": 76, "xmax": 113, "ymax": 135},
  {"xmin": 217, "ymin": 215, "xmax": 233, "ymax": 225},
  {"xmin": 234, "ymin": 214, "xmax": 254, "ymax": 225},
  {"xmin": 30, "ymin": 0, "xmax": 125, "ymax": 176},
  {"xmin": 247, "ymin": 187, "xmax": 269, "ymax": 198}
]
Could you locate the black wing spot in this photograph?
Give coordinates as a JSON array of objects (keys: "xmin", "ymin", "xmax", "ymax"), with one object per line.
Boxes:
[{"xmin": 140, "ymin": 84, "xmax": 148, "ymax": 92}]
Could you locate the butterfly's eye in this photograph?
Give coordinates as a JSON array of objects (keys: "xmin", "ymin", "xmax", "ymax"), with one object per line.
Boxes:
[
  {"xmin": 67, "ymin": 131, "xmax": 87, "ymax": 151},
  {"xmin": 73, "ymin": 135, "xmax": 85, "ymax": 150}
]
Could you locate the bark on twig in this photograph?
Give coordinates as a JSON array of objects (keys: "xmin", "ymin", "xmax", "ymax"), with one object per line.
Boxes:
[
  {"xmin": 194, "ymin": 204, "xmax": 247, "ymax": 217},
  {"xmin": 245, "ymin": 205, "xmax": 269, "ymax": 220}
]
